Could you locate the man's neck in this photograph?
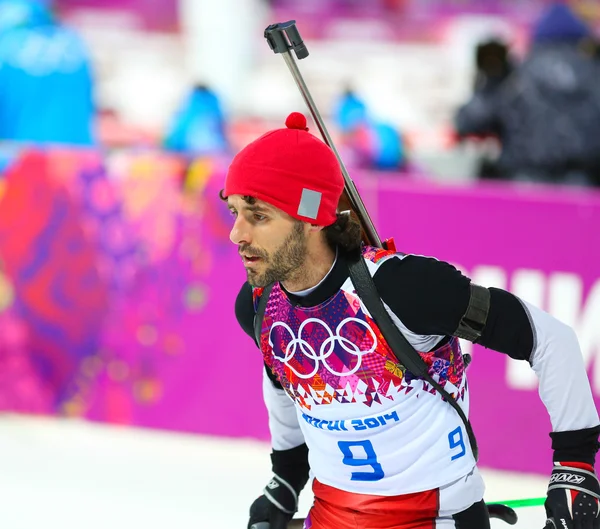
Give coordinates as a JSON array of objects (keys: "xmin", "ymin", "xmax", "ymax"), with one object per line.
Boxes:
[{"xmin": 281, "ymin": 245, "xmax": 337, "ymax": 292}]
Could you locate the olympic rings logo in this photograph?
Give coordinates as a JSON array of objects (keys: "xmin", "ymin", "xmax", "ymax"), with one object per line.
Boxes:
[{"xmin": 268, "ymin": 318, "xmax": 378, "ymax": 379}]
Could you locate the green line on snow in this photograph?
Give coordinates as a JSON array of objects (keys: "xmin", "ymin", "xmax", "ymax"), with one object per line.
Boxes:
[{"xmin": 489, "ymin": 497, "xmax": 545, "ymax": 509}]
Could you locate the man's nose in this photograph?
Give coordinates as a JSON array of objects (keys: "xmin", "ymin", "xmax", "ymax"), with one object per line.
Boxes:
[{"xmin": 229, "ymin": 215, "xmax": 251, "ymax": 246}]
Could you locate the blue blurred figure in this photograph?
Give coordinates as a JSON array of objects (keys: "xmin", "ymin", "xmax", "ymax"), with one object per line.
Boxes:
[
  {"xmin": 164, "ymin": 84, "xmax": 229, "ymax": 156},
  {"xmin": 333, "ymin": 87, "xmax": 405, "ymax": 171},
  {"xmin": 334, "ymin": 88, "xmax": 368, "ymax": 134},
  {"xmin": 0, "ymin": 0, "xmax": 95, "ymax": 145},
  {"xmin": 370, "ymin": 121, "xmax": 405, "ymax": 171}
]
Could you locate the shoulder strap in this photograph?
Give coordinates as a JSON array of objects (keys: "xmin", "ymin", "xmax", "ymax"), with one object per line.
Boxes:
[
  {"xmin": 348, "ymin": 256, "xmax": 479, "ymax": 461},
  {"xmin": 254, "ymin": 283, "xmax": 275, "ymax": 347}
]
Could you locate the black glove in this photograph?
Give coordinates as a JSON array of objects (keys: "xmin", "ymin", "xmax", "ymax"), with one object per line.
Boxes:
[
  {"xmin": 545, "ymin": 462, "xmax": 600, "ymax": 529},
  {"xmin": 248, "ymin": 474, "xmax": 297, "ymax": 529},
  {"xmin": 545, "ymin": 427, "xmax": 600, "ymax": 529},
  {"xmin": 248, "ymin": 444, "xmax": 310, "ymax": 529}
]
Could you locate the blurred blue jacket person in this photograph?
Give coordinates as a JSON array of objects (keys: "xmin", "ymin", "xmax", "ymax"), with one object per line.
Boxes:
[
  {"xmin": 334, "ymin": 88, "xmax": 368, "ymax": 134},
  {"xmin": 334, "ymin": 88, "xmax": 405, "ymax": 171},
  {"xmin": 164, "ymin": 84, "xmax": 229, "ymax": 156},
  {"xmin": 0, "ymin": 0, "xmax": 94, "ymax": 145},
  {"xmin": 371, "ymin": 122, "xmax": 405, "ymax": 171}
]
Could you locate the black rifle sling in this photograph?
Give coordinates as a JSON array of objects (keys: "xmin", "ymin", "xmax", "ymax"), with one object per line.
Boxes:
[
  {"xmin": 254, "ymin": 283, "xmax": 275, "ymax": 346},
  {"xmin": 347, "ymin": 256, "xmax": 479, "ymax": 461}
]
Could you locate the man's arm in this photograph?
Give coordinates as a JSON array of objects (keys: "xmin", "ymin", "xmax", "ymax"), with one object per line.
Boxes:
[
  {"xmin": 374, "ymin": 255, "xmax": 600, "ymax": 440},
  {"xmin": 235, "ymin": 282, "xmax": 308, "ymax": 448},
  {"xmin": 262, "ymin": 369, "xmax": 307, "ymax": 451},
  {"xmin": 375, "ymin": 254, "xmax": 600, "ymax": 527},
  {"xmin": 520, "ymin": 298, "xmax": 599, "ymax": 458},
  {"xmin": 235, "ymin": 283, "xmax": 310, "ymax": 526}
]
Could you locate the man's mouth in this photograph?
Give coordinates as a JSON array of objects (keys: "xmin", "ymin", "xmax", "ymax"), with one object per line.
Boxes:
[{"xmin": 241, "ymin": 254, "xmax": 262, "ymax": 266}]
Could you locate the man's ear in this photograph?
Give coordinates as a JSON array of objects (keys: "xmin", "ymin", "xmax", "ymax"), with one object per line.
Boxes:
[{"xmin": 309, "ymin": 223, "xmax": 325, "ymax": 233}]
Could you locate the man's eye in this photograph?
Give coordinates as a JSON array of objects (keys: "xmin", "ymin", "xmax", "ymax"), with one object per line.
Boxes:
[
  {"xmin": 253, "ymin": 214, "xmax": 266, "ymax": 221},
  {"xmin": 229, "ymin": 210, "xmax": 237, "ymax": 217}
]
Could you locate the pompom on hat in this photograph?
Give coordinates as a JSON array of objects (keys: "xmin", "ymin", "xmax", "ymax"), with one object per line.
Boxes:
[{"xmin": 223, "ymin": 112, "xmax": 344, "ymax": 226}]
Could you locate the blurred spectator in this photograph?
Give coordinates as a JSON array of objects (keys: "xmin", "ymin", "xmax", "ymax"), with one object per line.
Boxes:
[
  {"xmin": 334, "ymin": 87, "xmax": 369, "ymax": 133},
  {"xmin": 333, "ymin": 87, "xmax": 406, "ymax": 172},
  {"xmin": 163, "ymin": 83, "xmax": 229, "ymax": 156},
  {"xmin": 0, "ymin": 0, "xmax": 95, "ymax": 145},
  {"xmin": 472, "ymin": 39, "xmax": 515, "ymax": 94},
  {"xmin": 455, "ymin": 3, "xmax": 600, "ymax": 187}
]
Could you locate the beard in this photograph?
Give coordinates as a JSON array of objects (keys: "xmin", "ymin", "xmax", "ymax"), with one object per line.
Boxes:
[{"xmin": 243, "ymin": 222, "xmax": 307, "ymax": 287}]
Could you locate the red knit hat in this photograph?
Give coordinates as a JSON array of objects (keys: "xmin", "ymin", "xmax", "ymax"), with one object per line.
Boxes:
[{"xmin": 223, "ymin": 112, "xmax": 344, "ymax": 226}]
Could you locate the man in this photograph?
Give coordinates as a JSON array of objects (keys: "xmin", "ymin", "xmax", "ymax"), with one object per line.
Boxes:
[
  {"xmin": 223, "ymin": 112, "xmax": 600, "ymax": 529},
  {"xmin": 455, "ymin": 3, "xmax": 600, "ymax": 187}
]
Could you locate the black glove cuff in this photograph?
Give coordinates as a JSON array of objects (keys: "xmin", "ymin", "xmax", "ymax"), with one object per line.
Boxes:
[
  {"xmin": 550, "ymin": 426, "xmax": 600, "ymax": 466},
  {"xmin": 271, "ymin": 443, "xmax": 310, "ymax": 494}
]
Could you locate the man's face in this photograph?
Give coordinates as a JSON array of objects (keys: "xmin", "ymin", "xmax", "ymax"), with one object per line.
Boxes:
[{"xmin": 227, "ymin": 195, "xmax": 308, "ymax": 287}]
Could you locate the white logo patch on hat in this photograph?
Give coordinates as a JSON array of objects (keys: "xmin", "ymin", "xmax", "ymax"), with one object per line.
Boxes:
[{"xmin": 297, "ymin": 188, "xmax": 321, "ymax": 220}]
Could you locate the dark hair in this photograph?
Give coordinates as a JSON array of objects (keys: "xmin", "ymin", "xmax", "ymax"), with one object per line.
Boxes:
[
  {"xmin": 219, "ymin": 189, "xmax": 255, "ymax": 205},
  {"xmin": 324, "ymin": 212, "xmax": 363, "ymax": 258}
]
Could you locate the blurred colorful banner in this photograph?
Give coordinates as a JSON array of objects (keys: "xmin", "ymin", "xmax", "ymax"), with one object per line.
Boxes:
[
  {"xmin": 0, "ymin": 148, "xmax": 598, "ymax": 475},
  {"xmin": 0, "ymin": 148, "xmax": 256, "ymax": 435}
]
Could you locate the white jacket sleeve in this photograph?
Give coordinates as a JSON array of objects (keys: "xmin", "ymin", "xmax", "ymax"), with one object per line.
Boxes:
[
  {"xmin": 523, "ymin": 299, "xmax": 599, "ymax": 432},
  {"xmin": 262, "ymin": 369, "xmax": 305, "ymax": 450}
]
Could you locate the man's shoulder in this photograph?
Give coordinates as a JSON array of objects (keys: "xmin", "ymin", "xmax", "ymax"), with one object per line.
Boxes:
[
  {"xmin": 372, "ymin": 253, "xmax": 471, "ymax": 336},
  {"xmin": 373, "ymin": 253, "xmax": 453, "ymax": 281}
]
